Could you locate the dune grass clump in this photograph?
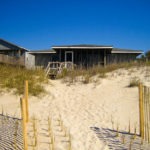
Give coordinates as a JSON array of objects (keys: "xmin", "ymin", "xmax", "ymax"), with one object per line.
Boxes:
[
  {"xmin": 0, "ymin": 64, "xmax": 48, "ymax": 96},
  {"xmin": 82, "ymin": 75, "xmax": 91, "ymax": 84},
  {"xmin": 128, "ymin": 77, "xmax": 140, "ymax": 87}
]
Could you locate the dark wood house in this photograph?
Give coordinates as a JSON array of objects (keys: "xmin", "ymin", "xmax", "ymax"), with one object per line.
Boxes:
[
  {"xmin": 52, "ymin": 45, "xmax": 112, "ymax": 67},
  {"xmin": 0, "ymin": 39, "xmax": 143, "ymax": 68},
  {"xmin": 29, "ymin": 45, "xmax": 143, "ymax": 68},
  {"xmin": 29, "ymin": 44, "xmax": 143, "ymax": 68}
]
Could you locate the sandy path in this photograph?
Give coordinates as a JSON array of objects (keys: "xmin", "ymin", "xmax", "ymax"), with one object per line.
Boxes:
[
  {"xmin": 0, "ymin": 67, "xmax": 150, "ymax": 150},
  {"xmin": 28, "ymin": 68, "xmax": 140, "ymax": 150}
]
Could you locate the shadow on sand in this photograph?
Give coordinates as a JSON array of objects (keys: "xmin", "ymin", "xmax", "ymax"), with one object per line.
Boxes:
[
  {"xmin": 91, "ymin": 127, "xmax": 150, "ymax": 150},
  {"xmin": 0, "ymin": 114, "xmax": 23, "ymax": 150}
]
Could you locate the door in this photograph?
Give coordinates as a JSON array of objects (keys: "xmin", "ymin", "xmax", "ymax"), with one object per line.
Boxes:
[{"xmin": 65, "ymin": 51, "xmax": 73, "ymax": 63}]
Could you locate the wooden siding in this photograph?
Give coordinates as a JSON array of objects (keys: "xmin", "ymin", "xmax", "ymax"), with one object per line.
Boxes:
[
  {"xmin": 74, "ymin": 49, "xmax": 105, "ymax": 68},
  {"xmin": 34, "ymin": 53, "xmax": 57, "ymax": 67},
  {"xmin": 33, "ymin": 50, "xmax": 140, "ymax": 68},
  {"xmin": 0, "ymin": 50, "xmax": 25, "ymax": 57},
  {"xmin": 25, "ymin": 53, "xmax": 35, "ymax": 69},
  {"xmin": 0, "ymin": 54, "xmax": 25, "ymax": 66},
  {"xmin": 106, "ymin": 53, "xmax": 138, "ymax": 64},
  {"xmin": 56, "ymin": 49, "xmax": 108, "ymax": 68}
]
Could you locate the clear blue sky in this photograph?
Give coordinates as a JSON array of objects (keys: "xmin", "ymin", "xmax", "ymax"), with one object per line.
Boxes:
[{"xmin": 0, "ymin": 0, "xmax": 150, "ymax": 52}]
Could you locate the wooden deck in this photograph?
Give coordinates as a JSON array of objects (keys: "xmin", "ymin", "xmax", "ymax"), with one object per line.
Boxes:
[{"xmin": 0, "ymin": 54, "xmax": 25, "ymax": 66}]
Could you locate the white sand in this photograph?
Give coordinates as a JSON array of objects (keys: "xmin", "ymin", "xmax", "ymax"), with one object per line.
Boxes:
[{"xmin": 0, "ymin": 66, "xmax": 150, "ymax": 150}]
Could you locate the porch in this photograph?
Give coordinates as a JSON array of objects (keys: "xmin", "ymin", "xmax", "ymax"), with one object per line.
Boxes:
[
  {"xmin": 52, "ymin": 45, "xmax": 113, "ymax": 68},
  {"xmin": 0, "ymin": 54, "xmax": 25, "ymax": 66}
]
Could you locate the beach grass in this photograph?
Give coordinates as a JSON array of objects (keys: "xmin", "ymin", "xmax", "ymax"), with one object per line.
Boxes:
[
  {"xmin": 0, "ymin": 64, "xmax": 48, "ymax": 96},
  {"xmin": 128, "ymin": 77, "xmax": 140, "ymax": 87},
  {"xmin": 57, "ymin": 62, "xmax": 148, "ymax": 83}
]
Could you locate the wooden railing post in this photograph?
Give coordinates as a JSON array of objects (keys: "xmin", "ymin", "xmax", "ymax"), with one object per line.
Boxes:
[
  {"xmin": 20, "ymin": 98, "xmax": 28, "ymax": 150},
  {"xmin": 24, "ymin": 80, "xmax": 29, "ymax": 122},
  {"xmin": 139, "ymin": 83, "xmax": 144, "ymax": 138}
]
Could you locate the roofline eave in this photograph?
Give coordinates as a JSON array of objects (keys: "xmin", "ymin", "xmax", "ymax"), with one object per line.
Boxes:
[
  {"xmin": 52, "ymin": 46, "xmax": 113, "ymax": 49},
  {"xmin": 0, "ymin": 38, "xmax": 29, "ymax": 51},
  {"xmin": 111, "ymin": 51, "xmax": 143, "ymax": 54},
  {"xmin": 28, "ymin": 51, "xmax": 56, "ymax": 54}
]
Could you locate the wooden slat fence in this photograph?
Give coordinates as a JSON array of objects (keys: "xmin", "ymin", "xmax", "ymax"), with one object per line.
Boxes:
[
  {"xmin": 0, "ymin": 80, "xmax": 74, "ymax": 150},
  {"xmin": 0, "ymin": 54, "xmax": 25, "ymax": 66},
  {"xmin": 139, "ymin": 83, "xmax": 150, "ymax": 143},
  {"xmin": 0, "ymin": 80, "xmax": 29, "ymax": 150}
]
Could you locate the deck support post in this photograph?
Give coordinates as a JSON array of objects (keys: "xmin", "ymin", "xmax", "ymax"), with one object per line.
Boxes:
[
  {"xmin": 59, "ymin": 50, "xmax": 61, "ymax": 62},
  {"xmin": 104, "ymin": 49, "xmax": 107, "ymax": 67}
]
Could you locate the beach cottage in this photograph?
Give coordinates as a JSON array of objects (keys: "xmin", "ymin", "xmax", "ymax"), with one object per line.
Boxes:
[
  {"xmin": 29, "ymin": 44, "xmax": 143, "ymax": 68},
  {"xmin": 0, "ymin": 39, "xmax": 143, "ymax": 68}
]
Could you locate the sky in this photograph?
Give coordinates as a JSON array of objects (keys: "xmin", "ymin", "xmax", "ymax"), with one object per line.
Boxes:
[{"xmin": 0, "ymin": 0, "xmax": 150, "ymax": 52}]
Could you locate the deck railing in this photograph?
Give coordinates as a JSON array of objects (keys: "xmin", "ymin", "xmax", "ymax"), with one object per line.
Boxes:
[
  {"xmin": 0, "ymin": 54, "xmax": 25, "ymax": 66},
  {"xmin": 45, "ymin": 61, "xmax": 74, "ymax": 77}
]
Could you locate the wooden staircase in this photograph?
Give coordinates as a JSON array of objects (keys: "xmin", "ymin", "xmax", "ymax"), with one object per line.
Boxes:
[{"xmin": 45, "ymin": 62, "xmax": 74, "ymax": 78}]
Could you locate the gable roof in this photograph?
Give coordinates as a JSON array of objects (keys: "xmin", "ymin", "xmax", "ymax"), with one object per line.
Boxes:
[
  {"xmin": 112, "ymin": 48, "xmax": 143, "ymax": 54},
  {"xmin": 0, "ymin": 39, "xmax": 29, "ymax": 51},
  {"xmin": 52, "ymin": 44, "xmax": 113, "ymax": 49}
]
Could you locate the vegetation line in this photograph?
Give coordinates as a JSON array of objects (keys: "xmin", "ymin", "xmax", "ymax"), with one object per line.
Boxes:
[{"xmin": 0, "ymin": 64, "xmax": 48, "ymax": 96}]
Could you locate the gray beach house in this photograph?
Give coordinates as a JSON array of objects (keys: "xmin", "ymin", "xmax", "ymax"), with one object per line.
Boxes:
[{"xmin": 0, "ymin": 39, "xmax": 143, "ymax": 69}]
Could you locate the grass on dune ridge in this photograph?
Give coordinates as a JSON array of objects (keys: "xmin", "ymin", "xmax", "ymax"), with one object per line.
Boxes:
[
  {"xmin": 0, "ymin": 61, "xmax": 149, "ymax": 95},
  {"xmin": 57, "ymin": 61, "xmax": 150, "ymax": 84},
  {"xmin": 0, "ymin": 64, "xmax": 48, "ymax": 96}
]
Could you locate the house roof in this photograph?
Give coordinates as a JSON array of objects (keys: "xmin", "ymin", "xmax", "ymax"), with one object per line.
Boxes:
[
  {"xmin": 28, "ymin": 49, "xmax": 56, "ymax": 54},
  {"xmin": 52, "ymin": 45, "xmax": 143, "ymax": 54},
  {"xmin": 0, "ymin": 38, "xmax": 29, "ymax": 51},
  {"xmin": 112, "ymin": 48, "xmax": 143, "ymax": 54},
  {"xmin": 52, "ymin": 44, "xmax": 113, "ymax": 49}
]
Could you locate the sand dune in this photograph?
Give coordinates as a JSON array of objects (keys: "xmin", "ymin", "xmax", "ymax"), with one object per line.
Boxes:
[{"xmin": 0, "ymin": 67, "xmax": 150, "ymax": 150}]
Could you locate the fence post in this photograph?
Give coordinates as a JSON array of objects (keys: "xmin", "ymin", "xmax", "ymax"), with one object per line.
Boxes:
[
  {"xmin": 20, "ymin": 98, "xmax": 28, "ymax": 150},
  {"xmin": 144, "ymin": 86, "xmax": 149, "ymax": 142},
  {"xmin": 148, "ymin": 87, "xmax": 150, "ymax": 143},
  {"xmin": 24, "ymin": 80, "xmax": 29, "ymax": 122},
  {"xmin": 144, "ymin": 86, "xmax": 147, "ymax": 140},
  {"xmin": 139, "ymin": 83, "xmax": 144, "ymax": 138}
]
